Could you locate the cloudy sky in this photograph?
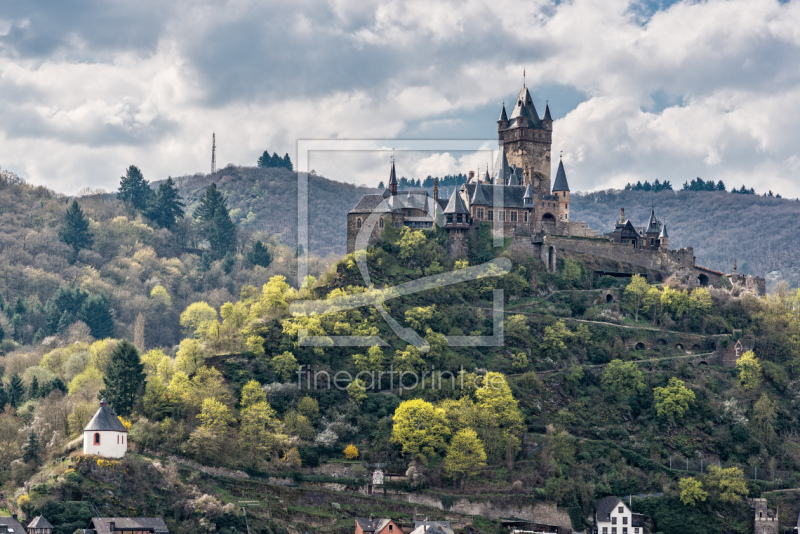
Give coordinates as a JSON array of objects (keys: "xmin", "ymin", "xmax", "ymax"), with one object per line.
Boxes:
[{"xmin": 1, "ymin": 0, "xmax": 799, "ymax": 196}]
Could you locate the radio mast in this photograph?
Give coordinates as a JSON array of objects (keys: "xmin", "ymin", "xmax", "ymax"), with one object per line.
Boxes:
[{"xmin": 211, "ymin": 132, "xmax": 216, "ymax": 174}]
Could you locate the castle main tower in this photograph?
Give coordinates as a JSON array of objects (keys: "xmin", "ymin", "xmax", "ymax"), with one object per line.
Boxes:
[{"xmin": 497, "ymin": 85, "xmax": 552, "ymax": 195}]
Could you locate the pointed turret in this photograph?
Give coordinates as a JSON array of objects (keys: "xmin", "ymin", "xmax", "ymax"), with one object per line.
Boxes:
[
  {"xmin": 509, "ymin": 86, "xmax": 542, "ymax": 128},
  {"xmin": 499, "ymin": 103, "xmax": 508, "ymax": 122},
  {"xmin": 646, "ymin": 207, "xmax": 659, "ymax": 234},
  {"xmin": 508, "ymin": 169, "xmax": 520, "ymax": 186},
  {"xmin": 552, "ymin": 159, "xmax": 570, "ymax": 192},
  {"xmin": 388, "ymin": 160, "xmax": 398, "ymax": 196},
  {"xmin": 659, "ymin": 223, "xmax": 668, "ymax": 238},
  {"xmin": 495, "ymin": 149, "xmax": 511, "ymax": 185},
  {"xmin": 471, "ymin": 180, "xmax": 488, "ymax": 205},
  {"xmin": 484, "ymin": 168, "xmax": 491, "ymax": 183},
  {"xmin": 443, "ymin": 187, "xmax": 469, "ymax": 215},
  {"xmin": 523, "ymin": 182, "xmax": 535, "ymax": 208},
  {"xmin": 543, "ymin": 102, "xmax": 552, "ymax": 122}
]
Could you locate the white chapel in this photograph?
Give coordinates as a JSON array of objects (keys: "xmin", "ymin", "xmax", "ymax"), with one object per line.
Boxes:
[{"xmin": 83, "ymin": 399, "xmax": 128, "ymax": 458}]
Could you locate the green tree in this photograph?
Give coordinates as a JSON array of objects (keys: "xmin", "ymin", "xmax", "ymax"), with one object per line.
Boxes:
[
  {"xmin": 751, "ymin": 393, "xmax": 777, "ymax": 447},
  {"xmin": 390, "ymin": 399, "xmax": 450, "ymax": 459},
  {"xmin": 8, "ymin": 372, "xmax": 25, "ymax": 408},
  {"xmin": 347, "ymin": 378, "xmax": 367, "ymax": 405},
  {"xmin": 194, "ymin": 183, "xmax": 225, "ymax": 223},
  {"xmin": 737, "ymin": 350, "xmax": 762, "ymax": 389},
  {"xmin": 59, "ymin": 200, "xmax": 94, "ymax": 254},
  {"xmin": 297, "ymin": 396, "xmax": 320, "ymax": 423},
  {"xmin": 77, "ymin": 294, "xmax": 114, "ymax": 339},
  {"xmin": 624, "ymin": 274, "xmax": 650, "ymax": 322},
  {"xmin": 679, "ymin": 477, "xmax": 708, "ymax": 506},
  {"xmin": 146, "ymin": 177, "xmax": 185, "ymax": 229},
  {"xmin": 28, "ymin": 376, "xmax": 39, "ymax": 400},
  {"xmin": 239, "ymin": 397, "xmax": 285, "ymax": 465},
  {"xmin": 443, "ymin": 428, "xmax": 487, "ymax": 487},
  {"xmin": 99, "ymin": 340, "xmax": 145, "ymax": 417},
  {"xmin": 209, "ymin": 204, "xmax": 237, "ymax": 259},
  {"xmin": 22, "ymin": 431, "xmax": 42, "ymax": 464},
  {"xmin": 653, "ymin": 377, "xmax": 695, "ymax": 421},
  {"xmin": 353, "ymin": 346, "xmax": 385, "ymax": 373},
  {"xmin": 179, "ymin": 302, "xmax": 218, "ymax": 336},
  {"xmin": 117, "ymin": 165, "xmax": 152, "ymax": 211},
  {"xmin": 271, "ymin": 351, "xmax": 299, "ymax": 383},
  {"xmin": 600, "ymin": 359, "xmax": 646, "ymax": 400},
  {"xmin": 541, "ymin": 320, "xmax": 570, "ymax": 360},
  {"xmin": 247, "ymin": 240, "xmax": 272, "ymax": 268},
  {"xmin": 142, "ymin": 378, "xmax": 171, "ymax": 420}
]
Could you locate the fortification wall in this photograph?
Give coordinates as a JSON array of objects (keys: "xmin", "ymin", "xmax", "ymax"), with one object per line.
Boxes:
[{"xmin": 546, "ymin": 236, "xmax": 666, "ymax": 272}]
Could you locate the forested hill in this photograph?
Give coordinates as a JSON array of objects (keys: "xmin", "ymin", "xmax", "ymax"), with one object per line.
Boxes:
[
  {"xmin": 166, "ymin": 167, "xmax": 376, "ymax": 258},
  {"xmin": 570, "ymin": 190, "xmax": 800, "ymax": 290},
  {"xmin": 174, "ymin": 168, "xmax": 800, "ymax": 289}
]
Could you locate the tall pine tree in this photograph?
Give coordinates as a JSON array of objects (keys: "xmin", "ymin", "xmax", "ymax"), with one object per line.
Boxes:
[
  {"xmin": 8, "ymin": 372, "xmax": 25, "ymax": 408},
  {"xmin": 146, "ymin": 177, "xmax": 185, "ymax": 229},
  {"xmin": 100, "ymin": 340, "xmax": 145, "ymax": 417},
  {"xmin": 77, "ymin": 294, "xmax": 114, "ymax": 339},
  {"xmin": 195, "ymin": 183, "xmax": 236, "ymax": 259},
  {"xmin": 117, "ymin": 165, "xmax": 153, "ymax": 211},
  {"xmin": 22, "ymin": 431, "xmax": 42, "ymax": 464},
  {"xmin": 59, "ymin": 200, "xmax": 94, "ymax": 254},
  {"xmin": 246, "ymin": 240, "xmax": 272, "ymax": 268}
]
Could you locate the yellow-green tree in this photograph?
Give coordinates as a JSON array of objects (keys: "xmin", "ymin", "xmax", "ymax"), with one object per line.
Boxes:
[
  {"xmin": 737, "ymin": 350, "xmax": 762, "ymax": 389},
  {"xmin": 174, "ymin": 338, "xmax": 208, "ymax": 376},
  {"xmin": 347, "ymin": 378, "xmax": 367, "ymax": 405},
  {"xmin": 705, "ymin": 466, "xmax": 747, "ymax": 504},
  {"xmin": 443, "ymin": 428, "xmax": 487, "ymax": 487},
  {"xmin": 751, "ymin": 393, "xmax": 777, "ymax": 447},
  {"xmin": 297, "ymin": 396, "xmax": 320, "ymax": 423},
  {"xmin": 187, "ymin": 397, "xmax": 233, "ymax": 463},
  {"xmin": 179, "ymin": 302, "xmax": 218, "ymax": 336},
  {"xmin": 600, "ymin": 359, "xmax": 645, "ymax": 401},
  {"xmin": 390, "ymin": 399, "xmax": 450, "ymax": 460},
  {"xmin": 541, "ymin": 320, "xmax": 570, "ymax": 360},
  {"xmin": 474, "ymin": 372, "xmax": 525, "ymax": 465},
  {"xmin": 352, "ymin": 345, "xmax": 385, "ymax": 373},
  {"xmin": 653, "ymin": 378, "xmax": 695, "ymax": 421},
  {"xmin": 624, "ymin": 274, "xmax": 650, "ymax": 322},
  {"xmin": 679, "ymin": 477, "xmax": 708, "ymax": 506},
  {"xmin": 271, "ymin": 351, "xmax": 299, "ymax": 382},
  {"xmin": 239, "ymin": 395, "xmax": 286, "ymax": 466}
]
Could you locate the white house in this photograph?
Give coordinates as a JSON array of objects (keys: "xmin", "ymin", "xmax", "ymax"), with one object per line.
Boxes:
[
  {"xmin": 83, "ymin": 399, "xmax": 128, "ymax": 458},
  {"xmin": 595, "ymin": 497, "xmax": 645, "ymax": 534}
]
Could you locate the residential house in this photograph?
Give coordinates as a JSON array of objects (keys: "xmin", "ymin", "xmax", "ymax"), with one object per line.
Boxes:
[
  {"xmin": 594, "ymin": 497, "xmax": 644, "ymax": 534},
  {"xmin": 86, "ymin": 517, "xmax": 169, "ymax": 534},
  {"xmin": 27, "ymin": 516, "xmax": 54, "ymax": 534},
  {"xmin": 354, "ymin": 517, "xmax": 401, "ymax": 534},
  {"xmin": 410, "ymin": 521, "xmax": 455, "ymax": 534},
  {"xmin": 0, "ymin": 515, "xmax": 25, "ymax": 534}
]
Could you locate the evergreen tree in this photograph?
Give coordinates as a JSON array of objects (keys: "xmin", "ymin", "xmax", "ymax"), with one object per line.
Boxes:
[
  {"xmin": 257, "ymin": 150, "xmax": 272, "ymax": 167},
  {"xmin": 22, "ymin": 431, "xmax": 42, "ymax": 464},
  {"xmin": 59, "ymin": 200, "xmax": 94, "ymax": 254},
  {"xmin": 28, "ymin": 375, "xmax": 39, "ymax": 399},
  {"xmin": 209, "ymin": 204, "xmax": 237, "ymax": 259},
  {"xmin": 282, "ymin": 153, "xmax": 293, "ymax": 171},
  {"xmin": 47, "ymin": 377, "xmax": 67, "ymax": 395},
  {"xmin": 0, "ymin": 384, "xmax": 7, "ymax": 412},
  {"xmin": 194, "ymin": 183, "xmax": 225, "ymax": 226},
  {"xmin": 117, "ymin": 165, "xmax": 152, "ymax": 211},
  {"xmin": 146, "ymin": 177, "xmax": 185, "ymax": 229},
  {"xmin": 221, "ymin": 251, "xmax": 236, "ymax": 274},
  {"xmin": 77, "ymin": 294, "xmax": 114, "ymax": 339},
  {"xmin": 8, "ymin": 372, "xmax": 25, "ymax": 408},
  {"xmin": 246, "ymin": 240, "xmax": 272, "ymax": 268},
  {"xmin": 45, "ymin": 286, "xmax": 89, "ymax": 333},
  {"xmin": 99, "ymin": 340, "xmax": 145, "ymax": 417}
]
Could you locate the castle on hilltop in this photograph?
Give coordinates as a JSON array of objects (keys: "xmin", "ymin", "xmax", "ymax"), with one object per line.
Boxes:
[{"xmin": 347, "ymin": 83, "xmax": 765, "ymax": 295}]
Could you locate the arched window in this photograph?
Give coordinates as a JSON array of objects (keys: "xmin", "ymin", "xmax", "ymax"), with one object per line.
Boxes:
[
  {"xmin": 356, "ymin": 218, "xmax": 362, "ymax": 229},
  {"xmin": 94, "ymin": 433, "xmax": 100, "ymax": 445},
  {"xmin": 379, "ymin": 218, "xmax": 384, "ymax": 229}
]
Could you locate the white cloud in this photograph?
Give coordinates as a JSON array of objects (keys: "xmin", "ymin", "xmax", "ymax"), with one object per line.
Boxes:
[{"xmin": 0, "ymin": 0, "xmax": 798, "ymax": 198}]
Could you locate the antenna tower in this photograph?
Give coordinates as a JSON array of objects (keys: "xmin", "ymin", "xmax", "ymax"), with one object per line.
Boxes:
[{"xmin": 211, "ymin": 132, "xmax": 216, "ymax": 174}]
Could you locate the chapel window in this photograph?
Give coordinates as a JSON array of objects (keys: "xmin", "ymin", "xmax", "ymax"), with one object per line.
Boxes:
[
  {"xmin": 379, "ymin": 218, "xmax": 384, "ymax": 229},
  {"xmin": 94, "ymin": 433, "xmax": 100, "ymax": 445},
  {"xmin": 356, "ymin": 218, "xmax": 362, "ymax": 229}
]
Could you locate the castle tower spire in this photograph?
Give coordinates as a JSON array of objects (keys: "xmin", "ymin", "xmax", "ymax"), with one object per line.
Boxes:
[{"xmin": 388, "ymin": 157, "xmax": 398, "ymax": 196}]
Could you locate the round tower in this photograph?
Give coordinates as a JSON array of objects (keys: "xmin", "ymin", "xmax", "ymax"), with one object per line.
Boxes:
[{"xmin": 552, "ymin": 159, "xmax": 570, "ymax": 222}]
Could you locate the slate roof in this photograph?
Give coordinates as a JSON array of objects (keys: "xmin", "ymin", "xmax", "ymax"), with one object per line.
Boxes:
[
  {"xmin": 595, "ymin": 496, "xmax": 623, "ymax": 522},
  {"xmin": 498, "ymin": 103, "xmax": 508, "ymax": 122},
  {"xmin": 355, "ymin": 517, "xmax": 393, "ymax": 533},
  {"xmin": 443, "ymin": 188, "xmax": 469, "ymax": 214},
  {"xmin": 493, "ymin": 149, "xmax": 512, "ymax": 184},
  {"xmin": 388, "ymin": 161, "xmax": 397, "ymax": 186},
  {"xmin": 462, "ymin": 184, "xmax": 527, "ymax": 208},
  {"xmin": 470, "ymin": 180, "xmax": 488, "ymax": 205},
  {"xmin": 90, "ymin": 518, "xmax": 169, "ymax": 534},
  {"xmin": 507, "ymin": 86, "xmax": 542, "ymax": 129},
  {"xmin": 659, "ymin": 223, "xmax": 669, "ymax": 238},
  {"xmin": 646, "ymin": 209, "xmax": 660, "ymax": 234},
  {"xmin": 28, "ymin": 516, "xmax": 53, "ymax": 529},
  {"xmin": 85, "ymin": 401, "xmax": 127, "ymax": 432},
  {"xmin": 0, "ymin": 516, "xmax": 25, "ymax": 534},
  {"xmin": 523, "ymin": 183, "xmax": 535, "ymax": 200},
  {"xmin": 543, "ymin": 103, "xmax": 552, "ymax": 121},
  {"xmin": 552, "ymin": 160, "xmax": 570, "ymax": 192},
  {"xmin": 411, "ymin": 521, "xmax": 454, "ymax": 534}
]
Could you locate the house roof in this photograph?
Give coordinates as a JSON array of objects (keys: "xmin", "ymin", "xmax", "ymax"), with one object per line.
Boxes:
[
  {"xmin": 90, "ymin": 517, "xmax": 169, "ymax": 534},
  {"xmin": 28, "ymin": 516, "xmax": 54, "ymax": 529},
  {"xmin": 411, "ymin": 521, "xmax": 454, "ymax": 534},
  {"xmin": 462, "ymin": 183, "xmax": 527, "ymax": 208},
  {"xmin": 646, "ymin": 208, "xmax": 660, "ymax": 234},
  {"xmin": 0, "ymin": 516, "xmax": 25, "ymax": 534},
  {"xmin": 695, "ymin": 265, "xmax": 724, "ymax": 275},
  {"xmin": 84, "ymin": 401, "xmax": 127, "ymax": 432},
  {"xmin": 471, "ymin": 180, "xmax": 488, "ymax": 205},
  {"xmin": 443, "ymin": 188, "xmax": 469, "ymax": 214},
  {"xmin": 659, "ymin": 223, "xmax": 669, "ymax": 238},
  {"xmin": 355, "ymin": 517, "xmax": 394, "ymax": 533},
  {"xmin": 596, "ymin": 496, "xmax": 624, "ymax": 521},
  {"xmin": 523, "ymin": 183, "xmax": 535, "ymax": 199},
  {"xmin": 350, "ymin": 195, "xmax": 392, "ymax": 214},
  {"xmin": 552, "ymin": 160, "xmax": 569, "ymax": 192}
]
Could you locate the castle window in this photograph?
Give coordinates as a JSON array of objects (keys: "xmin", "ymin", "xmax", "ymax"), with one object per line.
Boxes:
[
  {"xmin": 447, "ymin": 215, "xmax": 453, "ymax": 224},
  {"xmin": 456, "ymin": 214, "xmax": 463, "ymax": 223},
  {"xmin": 498, "ymin": 210, "xmax": 506, "ymax": 222},
  {"xmin": 488, "ymin": 210, "xmax": 493, "ymax": 221},
  {"xmin": 650, "ymin": 238, "xmax": 655, "ymax": 245},
  {"xmin": 510, "ymin": 211, "xmax": 517, "ymax": 222},
  {"xmin": 524, "ymin": 212, "xmax": 528, "ymax": 222},
  {"xmin": 476, "ymin": 208, "xmax": 484, "ymax": 219},
  {"xmin": 379, "ymin": 218, "xmax": 384, "ymax": 229},
  {"xmin": 356, "ymin": 218, "xmax": 362, "ymax": 229}
]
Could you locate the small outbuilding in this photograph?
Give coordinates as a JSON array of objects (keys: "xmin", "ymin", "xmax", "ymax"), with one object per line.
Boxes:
[
  {"xmin": 27, "ymin": 516, "xmax": 54, "ymax": 534},
  {"xmin": 83, "ymin": 399, "xmax": 128, "ymax": 459}
]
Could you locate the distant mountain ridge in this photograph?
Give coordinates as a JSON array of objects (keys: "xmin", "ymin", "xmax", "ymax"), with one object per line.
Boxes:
[{"xmin": 167, "ymin": 168, "xmax": 800, "ymax": 289}]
